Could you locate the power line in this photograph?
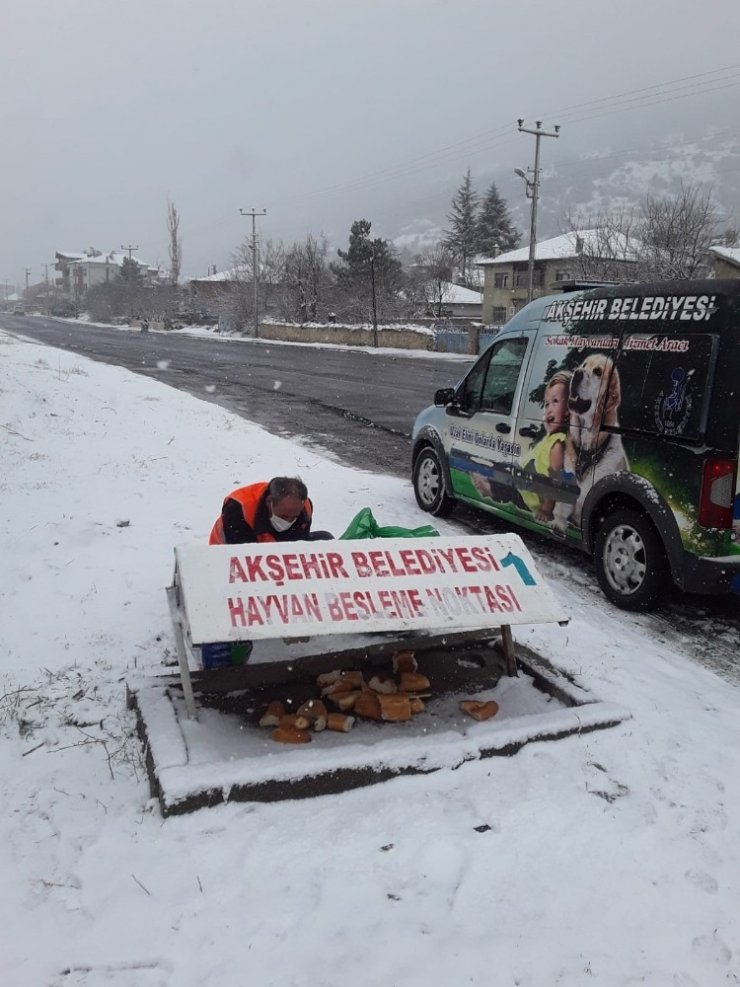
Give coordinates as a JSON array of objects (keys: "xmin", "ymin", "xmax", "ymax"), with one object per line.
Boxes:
[
  {"xmin": 530, "ymin": 126, "xmax": 739, "ymax": 186},
  {"xmin": 555, "ymin": 79, "xmax": 740, "ymax": 130},
  {"xmin": 280, "ymin": 64, "xmax": 740, "ymax": 205},
  {"xmin": 536, "ymin": 62, "xmax": 740, "ymax": 121}
]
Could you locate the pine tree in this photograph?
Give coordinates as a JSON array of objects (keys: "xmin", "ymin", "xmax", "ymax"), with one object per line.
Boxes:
[
  {"xmin": 119, "ymin": 256, "xmax": 143, "ymax": 284},
  {"xmin": 443, "ymin": 169, "xmax": 479, "ymax": 284},
  {"xmin": 476, "ymin": 181, "xmax": 520, "ymax": 257},
  {"xmin": 331, "ymin": 219, "xmax": 402, "ymax": 324}
]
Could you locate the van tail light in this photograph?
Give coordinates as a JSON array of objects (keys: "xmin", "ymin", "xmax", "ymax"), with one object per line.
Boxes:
[{"xmin": 698, "ymin": 458, "xmax": 736, "ymax": 529}]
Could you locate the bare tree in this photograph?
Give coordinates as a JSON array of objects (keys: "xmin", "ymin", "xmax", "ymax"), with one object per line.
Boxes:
[
  {"xmin": 284, "ymin": 234, "xmax": 330, "ymax": 322},
  {"xmin": 227, "ymin": 236, "xmax": 288, "ymax": 331},
  {"xmin": 166, "ymin": 200, "xmax": 182, "ymax": 286},
  {"xmin": 563, "ymin": 183, "xmax": 720, "ymax": 282},
  {"xmin": 715, "ymin": 226, "xmax": 740, "ymax": 248},
  {"xmin": 561, "ymin": 208, "xmax": 641, "ymax": 282},
  {"xmin": 638, "ymin": 182, "xmax": 718, "ymax": 279},
  {"xmin": 227, "ymin": 240, "xmax": 258, "ymax": 331},
  {"xmin": 406, "ymin": 244, "xmax": 456, "ymax": 318}
]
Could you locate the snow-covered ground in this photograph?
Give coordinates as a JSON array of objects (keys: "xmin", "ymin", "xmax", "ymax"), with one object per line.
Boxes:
[{"xmin": 1, "ymin": 328, "xmax": 739, "ymax": 986}]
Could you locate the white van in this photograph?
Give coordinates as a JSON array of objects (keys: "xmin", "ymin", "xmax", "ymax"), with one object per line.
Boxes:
[{"xmin": 411, "ymin": 280, "xmax": 740, "ymax": 611}]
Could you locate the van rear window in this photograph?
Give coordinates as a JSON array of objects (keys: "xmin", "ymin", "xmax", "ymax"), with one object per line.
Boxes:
[{"xmin": 614, "ymin": 333, "xmax": 717, "ymax": 441}]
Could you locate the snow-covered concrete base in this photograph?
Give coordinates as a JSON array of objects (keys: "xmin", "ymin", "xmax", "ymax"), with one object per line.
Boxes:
[{"xmin": 128, "ymin": 639, "xmax": 629, "ymax": 816}]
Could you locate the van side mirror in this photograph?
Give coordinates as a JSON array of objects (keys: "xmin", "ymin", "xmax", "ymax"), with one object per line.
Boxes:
[{"xmin": 434, "ymin": 387, "xmax": 456, "ymax": 407}]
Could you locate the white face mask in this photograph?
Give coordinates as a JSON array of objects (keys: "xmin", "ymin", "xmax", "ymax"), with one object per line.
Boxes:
[{"xmin": 270, "ymin": 514, "xmax": 295, "ymax": 533}]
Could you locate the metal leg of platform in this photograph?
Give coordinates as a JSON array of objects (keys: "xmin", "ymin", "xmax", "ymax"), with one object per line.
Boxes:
[
  {"xmin": 500, "ymin": 624, "xmax": 518, "ymax": 677},
  {"xmin": 172, "ymin": 615, "xmax": 198, "ymax": 720},
  {"xmin": 167, "ymin": 582, "xmax": 198, "ymax": 720}
]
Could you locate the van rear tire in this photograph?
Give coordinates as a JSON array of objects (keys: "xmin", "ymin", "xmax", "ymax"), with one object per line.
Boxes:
[
  {"xmin": 594, "ymin": 508, "xmax": 668, "ymax": 611},
  {"xmin": 413, "ymin": 447, "xmax": 454, "ymax": 517}
]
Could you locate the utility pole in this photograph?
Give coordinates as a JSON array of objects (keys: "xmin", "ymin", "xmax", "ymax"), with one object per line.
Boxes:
[
  {"xmin": 239, "ymin": 208, "xmax": 266, "ymax": 338},
  {"xmin": 369, "ymin": 249, "xmax": 378, "ymax": 347},
  {"xmin": 24, "ymin": 267, "xmax": 32, "ymax": 297},
  {"xmin": 120, "ymin": 244, "xmax": 139, "ymax": 319},
  {"xmin": 516, "ymin": 119, "xmax": 560, "ymax": 303}
]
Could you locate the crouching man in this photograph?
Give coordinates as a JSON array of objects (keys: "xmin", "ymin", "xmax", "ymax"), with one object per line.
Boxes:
[{"xmin": 209, "ymin": 476, "xmax": 333, "ymax": 545}]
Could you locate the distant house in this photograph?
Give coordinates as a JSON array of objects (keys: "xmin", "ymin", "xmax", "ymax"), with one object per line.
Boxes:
[
  {"xmin": 426, "ymin": 281, "xmax": 483, "ymax": 320},
  {"xmin": 477, "ymin": 230, "xmax": 638, "ymax": 325},
  {"xmin": 55, "ymin": 248, "xmax": 159, "ymax": 301},
  {"xmin": 54, "ymin": 251, "xmax": 88, "ymax": 296},
  {"xmin": 186, "ymin": 266, "xmax": 249, "ymax": 315},
  {"xmin": 709, "ymin": 245, "xmax": 740, "ymax": 279}
]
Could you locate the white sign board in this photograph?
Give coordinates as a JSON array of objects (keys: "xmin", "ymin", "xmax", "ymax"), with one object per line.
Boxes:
[{"xmin": 174, "ymin": 536, "xmax": 569, "ymax": 644}]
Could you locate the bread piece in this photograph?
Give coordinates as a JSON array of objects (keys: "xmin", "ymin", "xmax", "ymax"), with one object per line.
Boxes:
[
  {"xmin": 279, "ymin": 713, "xmax": 302, "ymax": 728},
  {"xmin": 327, "ymin": 712, "xmax": 355, "ymax": 732},
  {"xmin": 332, "ymin": 690, "xmax": 362, "ymax": 711},
  {"xmin": 316, "ymin": 670, "xmax": 342, "ymax": 688},
  {"xmin": 368, "ymin": 673, "xmax": 397, "ymax": 695},
  {"xmin": 459, "ymin": 699, "xmax": 499, "ymax": 722},
  {"xmin": 378, "ymin": 693, "xmax": 412, "ymax": 722},
  {"xmin": 321, "ymin": 682, "xmax": 353, "ymax": 698},
  {"xmin": 271, "ymin": 724, "xmax": 311, "ymax": 744},
  {"xmin": 297, "ymin": 699, "xmax": 328, "ymax": 732},
  {"xmin": 409, "ymin": 697, "xmax": 426, "ymax": 715},
  {"xmin": 337, "ymin": 670, "xmax": 364, "ymax": 689},
  {"xmin": 354, "ymin": 690, "xmax": 382, "ymax": 720},
  {"xmin": 259, "ymin": 700, "xmax": 285, "ymax": 728},
  {"xmin": 392, "ymin": 650, "xmax": 418, "ymax": 674},
  {"xmin": 321, "ymin": 671, "xmax": 365, "ymax": 697},
  {"xmin": 399, "ymin": 672, "xmax": 431, "ymax": 693}
]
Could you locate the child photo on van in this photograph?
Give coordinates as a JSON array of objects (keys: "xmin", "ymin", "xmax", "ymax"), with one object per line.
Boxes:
[
  {"xmin": 518, "ymin": 370, "xmax": 571, "ymax": 522},
  {"xmin": 470, "ymin": 370, "xmax": 571, "ymax": 522}
]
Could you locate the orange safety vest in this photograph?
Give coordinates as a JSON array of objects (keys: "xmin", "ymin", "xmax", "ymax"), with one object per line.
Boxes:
[{"xmin": 208, "ymin": 482, "xmax": 313, "ymax": 544}]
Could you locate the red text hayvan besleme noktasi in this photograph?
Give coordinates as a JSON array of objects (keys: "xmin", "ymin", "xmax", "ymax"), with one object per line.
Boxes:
[{"xmin": 226, "ymin": 545, "xmax": 525, "ymax": 628}]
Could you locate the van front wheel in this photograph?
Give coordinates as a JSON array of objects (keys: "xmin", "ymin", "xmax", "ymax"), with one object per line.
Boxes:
[
  {"xmin": 413, "ymin": 447, "xmax": 454, "ymax": 517},
  {"xmin": 594, "ymin": 509, "xmax": 668, "ymax": 611}
]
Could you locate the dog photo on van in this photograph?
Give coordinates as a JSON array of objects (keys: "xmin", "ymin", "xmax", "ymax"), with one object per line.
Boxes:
[{"xmin": 550, "ymin": 353, "xmax": 629, "ymax": 534}]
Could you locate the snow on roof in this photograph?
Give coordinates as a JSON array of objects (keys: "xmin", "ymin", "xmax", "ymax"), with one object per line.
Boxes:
[
  {"xmin": 56, "ymin": 250, "xmax": 87, "ymax": 260},
  {"xmin": 710, "ymin": 244, "xmax": 740, "ymax": 268},
  {"xmin": 69, "ymin": 250, "xmax": 150, "ymax": 268},
  {"xmin": 477, "ymin": 230, "xmax": 638, "ymax": 266},
  {"xmin": 436, "ymin": 281, "xmax": 483, "ymax": 305},
  {"xmin": 191, "ymin": 266, "xmax": 249, "ymax": 283}
]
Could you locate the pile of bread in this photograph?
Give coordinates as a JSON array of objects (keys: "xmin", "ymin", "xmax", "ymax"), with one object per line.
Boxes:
[{"xmin": 259, "ymin": 649, "xmax": 498, "ymax": 745}]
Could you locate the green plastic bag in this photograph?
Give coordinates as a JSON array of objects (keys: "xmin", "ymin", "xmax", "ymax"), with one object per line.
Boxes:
[{"xmin": 339, "ymin": 507, "xmax": 439, "ymax": 540}]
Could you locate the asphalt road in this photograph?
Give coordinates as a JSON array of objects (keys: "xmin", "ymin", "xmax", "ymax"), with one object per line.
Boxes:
[
  {"xmin": 1, "ymin": 314, "xmax": 471, "ymax": 477},
  {"xmin": 3, "ymin": 314, "xmax": 739, "ymax": 678}
]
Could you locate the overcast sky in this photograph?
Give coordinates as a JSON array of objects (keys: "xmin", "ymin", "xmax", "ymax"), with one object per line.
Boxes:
[{"xmin": 2, "ymin": 0, "xmax": 739, "ymax": 286}]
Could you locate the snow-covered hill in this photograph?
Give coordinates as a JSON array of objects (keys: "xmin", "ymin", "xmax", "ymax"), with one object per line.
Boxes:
[{"xmin": 388, "ymin": 126, "xmax": 740, "ymax": 256}]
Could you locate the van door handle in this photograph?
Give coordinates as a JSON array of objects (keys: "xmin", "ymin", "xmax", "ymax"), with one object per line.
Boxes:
[
  {"xmin": 496, "ymin": 423, "xmax": 511, "ymax": 434},
  {"xmin": 519, "ymin": 425, "xmax": 539, "ymax": 438}
]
